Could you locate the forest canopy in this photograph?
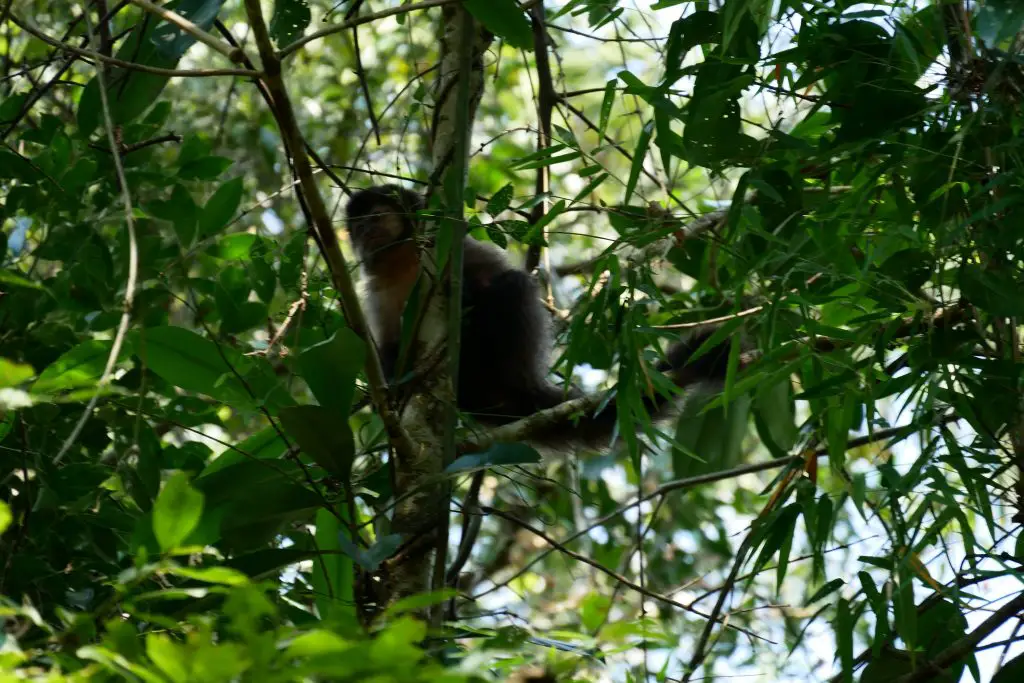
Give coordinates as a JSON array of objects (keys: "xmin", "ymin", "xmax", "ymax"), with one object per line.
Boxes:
[{"xmin": 2, "ymin": 1, "xmax": 1024, "ymax": 682}]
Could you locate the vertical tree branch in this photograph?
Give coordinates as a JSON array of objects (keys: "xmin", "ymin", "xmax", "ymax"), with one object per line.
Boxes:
[
  {"xmin": 384, "ymin": 6, "xmax": 493, "ymax": 610},
  {"xmin": 524, "ymin": 1, "xmax": 554, "ymax": 274}
]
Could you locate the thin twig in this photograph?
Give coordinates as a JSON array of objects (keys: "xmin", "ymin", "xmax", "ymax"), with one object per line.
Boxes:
[
  {"xmin": 279, "ymin": 0, "xmax": 457, "ymax": 58},
  {"xmin": 346, "ymin": 0, "xmax": 381, "ymax": 146},
  {"xmin": 89, "ymin": 132, "xmax": 182, "ymax": 155},
  {"xmin": 9, "ymin": 14, "xmax": 259, "ymax": 78},
  {"xmin": 547, "ymin": 22, "xmax": 664, "ymax": 43},
  {"xmin": 128, "ymin": 0, "xmax": 245, "ymax": 63},
  {"xmin": 54, "ymin": 11, "xmax": 139, "ymax": 466},
  {"xmin": 478, "ymin": 505, "xmax": 773, "ymax": 643},
  {"xmin": 470, "ymin": 414, "xmax": 961, "ymax": 602}
]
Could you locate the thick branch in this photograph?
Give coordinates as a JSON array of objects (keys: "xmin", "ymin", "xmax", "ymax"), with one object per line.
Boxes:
[{"xmin": 382, "ymin": 6, "xmax": 493, "ymax": 610}]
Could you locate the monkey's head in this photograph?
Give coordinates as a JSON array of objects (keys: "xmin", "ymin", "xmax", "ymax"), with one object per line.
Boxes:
[{"xmin": 345, "ymin": 185, "xmax": 424, "ymax": 265}]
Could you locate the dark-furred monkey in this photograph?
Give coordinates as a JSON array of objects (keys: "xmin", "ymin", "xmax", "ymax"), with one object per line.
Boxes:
[{"xmin": 345, "ymin": 184, "xmax": 732, "ymax": 448}]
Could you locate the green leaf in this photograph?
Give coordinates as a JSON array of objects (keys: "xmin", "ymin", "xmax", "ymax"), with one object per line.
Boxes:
[
  {"xmin": 311, "ymin": 507, "xmax": 356, "ymax": 625},
  {"xmin": 278, "ymin": 405, "xmax": 355, "ymax": 478},
  {"xmin": 445, "ymin": 442, "xmax": 542, "ymax": 473},
  {"xmin": 179, "ymin": 156, "xmax": 234, "ymax": 180},
  {"xmin": 0, "ymin": 358, "xmax": 34, "ymax": 388},
  {"xmin": 836, "ymin": 598, "xmax": 853, "ymax": 683},
  {"xmin": 76, "ymin": 0, "xmax": 228, "ymax": 136},
  {"xmin": 805, "ymin": 578, "xmax": 844, "ymax": 605},
  {"xmin": 0, "ymin": 268, "xmax": 46, "ymax": 291},
  {"xmin": 270, "ymin": 0, "xmax": 311, "ymax": 46},
  {"xmin": 0, "ymin": 500, "xmax": 11, "ymax": 535},
  {"xmin": 296, "ymin": 330, "xmax": 366, "ymax": 415},
  {"xmin": 384, "ymin": 589, "xmax": 459, "ymax": 618},
  {"xmin": 977, "ymin": 0, "xmax": 1024, "ymax": 47},
  {"xmin": 199, "ymin": 425, "xmax": 288, "ymax": 476},
  {"xmin": 336, "ymin": 533, "xmax": 402, "ymax": 572},
  {"xmin": 665, "ymin": 11, "xmax": 721, "ymax": 83},
  {"xmin": 959, "ymin": 264, "xmax": 1024, "ymax": 317},
  {"xmin": 32, "ymin": 339, "xmax": 132, "ymax": 394},
  {"xmin": 149, "ymin": 185, "xmax": 199, "ymax": 246},
  {"xmin": 139, "ymin": 326, "xmax": 252, "ymax": 406},
  {"xmin": 598, "ymin": 79, "xmax": 616, "ymax": 139},
  {"xmin": 152, "ymin": 472, "xmax": 205, "ymax": 551},
  {"xmin": 216, "ymin": 233, "xmax": 258, "ymax": 260},
  {"xmin": 486, "ymin": 183, "xmax": 515, "ymax": 215},
  {"xmin": 198, "ymin": 177, "xmax": 244, "ymax": 237},
  {"xmin": 462, "ymin": 0, "xmax": 533, "ymax": 50},
  {"xmin": 993, "ymin": 654, "xmax": 1024, "ymax": 683},
  {"xmin": 623, "ymin": 119, "xmax": 653, "ymax": 205},
  {"xmin": 0, "ymin": 93, "xmax": 28, "ymax": 126},
  {"xmin": 859, "ymin": 651, "xmax": 914, "ymax": 683},
  {"xmin": 140, "ymin": 326, "xmax": 292, "ymax": 413},
  {"xmin": 167, "ymin": 565, "xmax": 249, "ymax": 585},
  {"xmin": 146, "ymin": 634, "xmax": 189, "ymax": 683}
]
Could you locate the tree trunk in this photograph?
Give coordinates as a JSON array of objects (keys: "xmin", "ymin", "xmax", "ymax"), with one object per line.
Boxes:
[{"xmin": 383, "ymin": 6, "xmax": 494, "ymax": 609}]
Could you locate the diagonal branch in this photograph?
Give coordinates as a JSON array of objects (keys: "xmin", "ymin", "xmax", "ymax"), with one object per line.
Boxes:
[
  {"xmin": 128, "ymin": 0, "xmax": 245, "ymax": 63},
  {"xmin": 9, "ymin": 14, "xmax": 259, "ymax": 78},
  {"xmin": 523, "ymin": 0, "xmax": 555, "ymax": 275},
  {"xmin": 240, "ymin": 0, "xmax": 415, "ymax": 461},
  {"xmin": 469, "ymin": 413, "xmax": 960, "ymax": 604},
  {"xmin": 892, "ymin": 592, "xmax": 1024, "ymax": 683}
]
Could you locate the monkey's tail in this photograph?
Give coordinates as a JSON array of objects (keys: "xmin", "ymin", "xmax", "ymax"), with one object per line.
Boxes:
[{"xmin": 512, "ymin": 329, "xmax": 735, "ymax": 450}]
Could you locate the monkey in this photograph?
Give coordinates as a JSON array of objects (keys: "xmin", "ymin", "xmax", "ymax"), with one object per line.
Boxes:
[{"xmin": 344, "ymin": 184, "xmax": 734, "ymax": 449}]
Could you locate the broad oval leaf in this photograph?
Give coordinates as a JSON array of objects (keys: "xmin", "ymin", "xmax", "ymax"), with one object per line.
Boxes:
[
  {"xmin": 76, "ymin": 0, "xmax": 228, "ymax": 135},
  {"xmin": 278, "ymin": 405, "xmax": 355, "ymax": 478},
  {"xmin": 153, "ymin": 472, "xmax": 205, "ymax": 551},
  {"xmin": 198, "ymin": 177, "xmax": 244, "ymax": 237},
  {"xmin": 463, "ymin": 0, "xmax": 533, "ymax": 50},
  {"xmin": 270, "ymin": 0, "xmax": 312, "ymax": 46},
  {"xmin": 32, "ymin": 338, "xmax": 132, "ymax": 395}
]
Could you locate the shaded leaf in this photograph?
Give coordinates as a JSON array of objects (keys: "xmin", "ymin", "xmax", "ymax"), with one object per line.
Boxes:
[
  {"xmin": 463, "ymin": 0, "xmax": 533, "ymax": 50},
  {"xmin": 445, "ymin": 442, "xmax": 541, "ymax": 473},
  {"xmin": 270, "ymin": 0, "xmax": 311, "ymax": 45},
  {"xmin": 278, "ymin": 405, "xmax": 355, "ymax": 478},
  {"xmin": 153, "ymin": 472, "xmax": 205, "ymax": 551}
]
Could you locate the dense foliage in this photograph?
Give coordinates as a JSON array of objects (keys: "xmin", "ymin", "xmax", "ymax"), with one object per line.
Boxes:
[{"xmin": 3, "ymin": 0, "xmax": 1024, "ymax": 681}]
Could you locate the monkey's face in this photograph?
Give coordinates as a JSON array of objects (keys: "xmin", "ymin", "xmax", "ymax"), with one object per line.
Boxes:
[
  {"xmin": 346, "ymin": 185, "xmax": 424, "ymax": 264},
  {"xmin": 348, "ymin": 204, "xmax": 412, "ymax": 257}
]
